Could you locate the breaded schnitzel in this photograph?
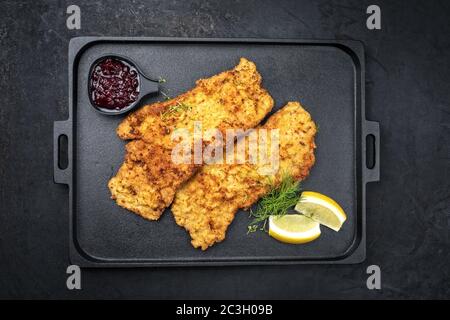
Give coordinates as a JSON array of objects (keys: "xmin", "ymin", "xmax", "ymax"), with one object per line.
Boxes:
[
  {"xmin": 116, "ymin": 58, "xmax": 273, "ymax": 145},
  {"xmin": 108, "ymin": 140, "xmax": 196, "ymax": 220},
  {"xmin": 171, "ymin": 102, "xmax": 317, "ymax": 250},
  {"xmin": 108, "ymin": 58, "xmax": 274, "ymax": 220}
]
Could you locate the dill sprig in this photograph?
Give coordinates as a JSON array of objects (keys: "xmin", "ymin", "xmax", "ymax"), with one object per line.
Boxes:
[
  {"xmin": 160, "ymin": 90, "xmax": 171, "ymax": 100},
  {"xmin": 247, "ymin": 174, "xmax": 301, "ymax": 233},
  {"xmin": 160, "ymin": 101, "xmax": 192, "ymax": 120}
]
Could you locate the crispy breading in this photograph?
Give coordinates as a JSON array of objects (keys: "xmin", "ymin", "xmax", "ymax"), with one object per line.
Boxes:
[
  {"xmin": 171, "ymin": 102, "xmax": 317, "ymax": 250},
  {"xmin": 108, "ymin": 140, "xmax": 196, "ymax": 220},
  {"xmin": 116, "ymin": 58, "xmax": 273, "ymax": 145},
  {"xmin": 108, "ymin": 58, "xmax": 274, "ymax": 220}
]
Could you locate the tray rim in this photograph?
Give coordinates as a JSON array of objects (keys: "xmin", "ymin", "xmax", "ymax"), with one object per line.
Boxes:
[{"xmin": 54, "ymin": 36, "xmax": 379, "ymax": 267}]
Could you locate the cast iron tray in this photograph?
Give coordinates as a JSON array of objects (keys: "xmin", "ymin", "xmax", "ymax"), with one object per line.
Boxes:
[{"xmin": 54, "ymin": 37, "xmax": 380, "ymax": 267}]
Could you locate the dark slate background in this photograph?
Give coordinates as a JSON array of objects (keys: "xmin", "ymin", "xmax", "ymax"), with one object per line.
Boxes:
[{"xmin": 0, "ymin": 0, "xmax": 449, "ymax": 299}]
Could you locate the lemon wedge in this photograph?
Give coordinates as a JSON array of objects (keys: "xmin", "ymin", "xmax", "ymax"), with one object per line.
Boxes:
[
  {"xmin": 294, "ymin": 191, "xmax": 347, "ymax": 231},
  {"xmin": 268, "ymin": 214, "xmax": 321, "ymax": 244}
]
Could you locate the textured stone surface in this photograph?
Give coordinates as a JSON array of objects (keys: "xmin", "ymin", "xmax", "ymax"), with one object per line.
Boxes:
[{"xmin": 0, "ymin": 0, "xmax": 449, "ymax": 299}]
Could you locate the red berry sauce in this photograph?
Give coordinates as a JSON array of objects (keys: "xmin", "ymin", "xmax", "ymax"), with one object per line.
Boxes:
[{"xmin": 90, "ymin": 58, "xmax": 140, "ymax": 110}]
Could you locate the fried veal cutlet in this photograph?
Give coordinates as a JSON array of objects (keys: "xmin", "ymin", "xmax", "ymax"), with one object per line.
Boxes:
[
  {"xmin": 171, "ymin": 102, "xmax": 317, "ymax": 250},
  {"xmin": 108, "ymin": 58, "xmax": 274, "ymax": 220}
]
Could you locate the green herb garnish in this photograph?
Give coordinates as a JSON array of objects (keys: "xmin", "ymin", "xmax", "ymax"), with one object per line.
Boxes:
[
  {"xmin": 247, "ymin": 174, "xmax": 302, "ymax": 233},
  {"xmin": 160, "ymin": 101, "xmax": 192, "ymax": 120},
  {"xmin": 160, "ymin": 90, "xmax": 171, "ymax": 100},
  {"xmin": 158, "ymin": 77, "xmax": 167, "ymax": 84}
]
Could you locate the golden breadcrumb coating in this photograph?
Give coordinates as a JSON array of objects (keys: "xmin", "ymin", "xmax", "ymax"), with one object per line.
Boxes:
[
  {"xmin": 109, "ymin": 58, "xmax": 274, "ymax": 220},
  {"xmin": 171, "ymin": 102, "xmax": 317, "ymax": 249}
]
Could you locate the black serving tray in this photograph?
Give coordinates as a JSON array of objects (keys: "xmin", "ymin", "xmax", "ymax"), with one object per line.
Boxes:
[{"xmin": 54, "ymin": 37, "xmax": 379, "ymax": 267}]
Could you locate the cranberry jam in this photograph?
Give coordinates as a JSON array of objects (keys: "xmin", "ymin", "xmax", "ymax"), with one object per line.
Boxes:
[{"xmin": 90, "ymin": 57, "xmax": 140, "ymax": 110}]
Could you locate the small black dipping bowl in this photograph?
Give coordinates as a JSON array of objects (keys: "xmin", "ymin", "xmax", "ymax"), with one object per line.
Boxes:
[{"xmin": 88, "ymin": 54, "xmax": 160, "ymax": 115}]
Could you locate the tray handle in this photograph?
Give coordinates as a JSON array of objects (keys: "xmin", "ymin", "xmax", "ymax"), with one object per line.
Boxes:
[
  {"xmin": 54, "ymin": 120, "xmax": 71, "ymax": 185},
  {"xmin": 363, "ymin": 120, "xmax": 380, "ymax": 183}
]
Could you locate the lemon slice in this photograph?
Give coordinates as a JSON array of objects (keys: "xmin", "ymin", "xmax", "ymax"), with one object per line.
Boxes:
[
  {"xmin": 294, "ymin": 191, "xmax": 347, "ymax": 231},
  {"xmin": 268, "ymin": 214, "xmax": 321, "ymax": 244}
]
